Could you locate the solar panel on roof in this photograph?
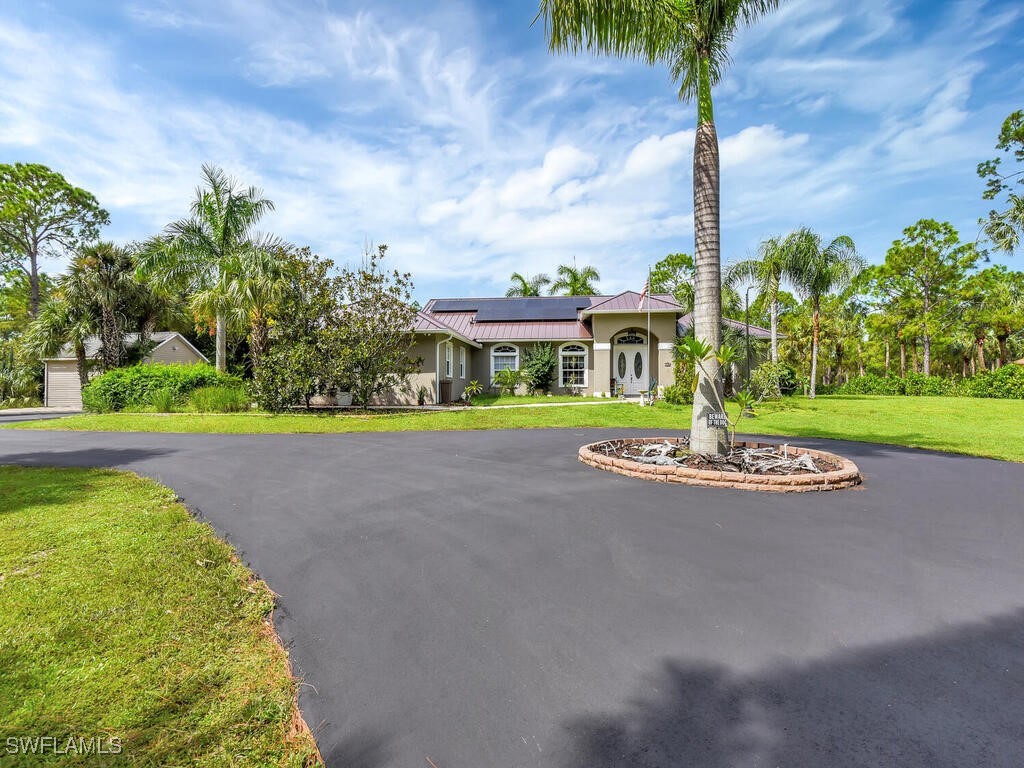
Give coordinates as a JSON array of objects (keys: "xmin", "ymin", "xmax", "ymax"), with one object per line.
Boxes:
[
  {"xmin": 474, "ymin": 297, "xmax": 594, "ymax": 322},
  {"xmin": 431, "ymin": 299, "xmax": 479, "ymax": 312}
]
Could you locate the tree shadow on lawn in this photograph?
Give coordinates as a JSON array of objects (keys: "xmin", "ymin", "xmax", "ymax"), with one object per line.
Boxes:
[
  {"xmin": 0, "ymin": 449, "xmax": 176, "ymax": 516},
  {"xmin": 555, "ymin": 610, "xmax": 1024, "ymax": 768}
]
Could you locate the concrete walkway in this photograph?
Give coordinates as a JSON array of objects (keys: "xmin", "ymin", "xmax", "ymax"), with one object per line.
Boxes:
[
  {"xmin": 0, "ymin": 407, "xmax": 80, "ymax": 423},
  {"xmin": 1, "ymin": 428, "xmax": 1022, "ymax": 767}
]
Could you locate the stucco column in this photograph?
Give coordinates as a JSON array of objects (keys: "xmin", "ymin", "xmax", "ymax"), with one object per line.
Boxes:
[
  {"xmin": 657, "ymin": 341, "xmax": 676, "ymax": 390},
  {"xmin": 593, "ymin": 342, "xmax": 611, "ymax": 396}
]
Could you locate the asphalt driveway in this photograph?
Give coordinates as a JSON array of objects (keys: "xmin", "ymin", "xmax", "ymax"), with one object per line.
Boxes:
[{"xmin": 1, "ymin": 428, "xmax": 1022, "ymax": 767}]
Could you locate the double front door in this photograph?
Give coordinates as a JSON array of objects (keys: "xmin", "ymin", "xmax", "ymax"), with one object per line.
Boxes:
[{"xmin": 614, "ymin": 334, "xmax": 648, "ymax": 396}]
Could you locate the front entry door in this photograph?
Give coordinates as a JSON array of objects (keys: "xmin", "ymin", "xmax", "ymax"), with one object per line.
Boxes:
[{"xmin": 613, "ymin": 335, "xmax": 648, "ymax": 396}]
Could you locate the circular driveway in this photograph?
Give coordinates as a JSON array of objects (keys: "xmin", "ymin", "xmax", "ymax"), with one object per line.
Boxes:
[{"xmin": 1, "ymin": 428, "xmax": 1022, "ymax": 767}]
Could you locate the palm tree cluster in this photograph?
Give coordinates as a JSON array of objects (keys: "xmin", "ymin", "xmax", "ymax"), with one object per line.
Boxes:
[
  {"xmin": 506, "ymin": 262, "xmax": 601, "ymax": 296},
  {"xmin": 724, "ymin": 221, "xmax": 1024, "ymax": 393},
  {"xmin": 721, "ymin": 228, "xmax": 862, "ymax": 397},
  {"xmin": 20, "ymin": 164, "xmax": 293, "ymax": 386}
]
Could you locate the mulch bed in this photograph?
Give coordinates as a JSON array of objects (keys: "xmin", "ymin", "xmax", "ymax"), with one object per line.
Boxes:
[{"xmin": 594, "ymin": 438, "xmax": 842, "ymax": 476}]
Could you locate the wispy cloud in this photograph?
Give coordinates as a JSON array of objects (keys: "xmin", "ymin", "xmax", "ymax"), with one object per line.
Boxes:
[{"xmin": 0, "ymin": 0, "xmax": 1019, "ymax": 300}]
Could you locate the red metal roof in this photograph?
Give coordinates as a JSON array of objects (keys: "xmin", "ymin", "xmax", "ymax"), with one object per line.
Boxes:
[
  {"xmin": 677, "ymin": 313, "xmax": 778, "ymax": 340},
  {"xmin": 422, "ymin": 311, "xmax": 592, "ymax": 341},
  {"xmin": 583, "ymin": 291, "xmax": 681, "ymax": 314}
]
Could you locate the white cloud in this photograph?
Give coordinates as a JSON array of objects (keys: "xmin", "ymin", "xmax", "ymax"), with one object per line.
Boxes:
[
  {"xmin": 623, "ymin": 130, "xmax": 695, "ymax": 178},
  {"xmin": 0, "ymin": 0, "xmax": 1018, "ymax": 300}
]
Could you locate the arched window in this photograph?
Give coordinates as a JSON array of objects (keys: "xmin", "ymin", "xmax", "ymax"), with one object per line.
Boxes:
[
  {"xmin": 559, "ymin": 343, "xmax": 588, "ymax": 388},
  {"xmin": 490, "ymin": 344, "xmax": 519, "ymax": 383},
  {"xmin": 615, "ymin": 333, "xmax": 646, "ymax": 345}
]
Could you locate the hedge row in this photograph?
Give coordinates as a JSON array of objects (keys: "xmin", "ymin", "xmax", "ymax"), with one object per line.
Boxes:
[
  {"xmin": 82, "ymin": 364, "xmax": 242, "ymax": 412},
  {"xmin": 836, "ymin": 365, "xmax": 1024, "ymax": 399}
]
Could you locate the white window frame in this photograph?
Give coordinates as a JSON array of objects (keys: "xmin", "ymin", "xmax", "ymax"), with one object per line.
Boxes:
[
  {"xmin": 490, "ymin": 344, "xmax": 520, "ymax": 384},
  {"xmin": 459, "ymin": 346, "xmax": 466, "ymax": 379},
  {"xmin": 444, "ymin": 341, "xmax": 453, "ymax": 379},
  {"xmin": 559, "ymin": 343, "xmax": 588, "ymax": 388}
]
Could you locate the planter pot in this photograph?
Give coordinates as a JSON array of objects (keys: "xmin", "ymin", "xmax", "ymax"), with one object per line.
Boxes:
[
  {"xmin": 335, "ymin": 392, "xmax": 353, "ymax": 406},
  {"xmin": 309, "ymin": 394, "xmax": 337, "ymax": 407}
]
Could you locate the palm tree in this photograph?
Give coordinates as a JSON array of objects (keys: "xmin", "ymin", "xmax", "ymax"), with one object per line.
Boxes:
[
  {"xmin": 537, "ymin": 0, "xmax": 780, "ymax": 453},
  {"xmin": 785, "ymin": 228, "xmax": 863, "ymax": 398},
  {"xmin": 66, "ymin": 242, "xmax": 138, "ymax": 370},
  {"xmin": 506, "ymin": 272, "xmax": 551, "ymax": 297},
  {"xmin": 137, "ymin": 164, "xmax": 279, "ymax": 372},
  {"xmin": 225, "ymin": 246, "xmax": 293, "ymax": 373},
  {"xmin": 23, "ymin": 295, "xmax": 96, "ymax": 387},
  {"xmin": 725, "ymin": 235, "xmax": 787, "ymax": 363},
  {"xmin": 550, "ymin": 263, "xmax": 600, "ymax": 295}
]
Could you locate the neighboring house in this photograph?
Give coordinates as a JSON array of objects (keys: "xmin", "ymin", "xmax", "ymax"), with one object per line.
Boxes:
[
  {"xmin": 404, "ymin": 292, "xmax": 774, "ymax": 404},
  {"xmin": 43, "ymin": 332, "xmax": 208, "ymax": 409}
]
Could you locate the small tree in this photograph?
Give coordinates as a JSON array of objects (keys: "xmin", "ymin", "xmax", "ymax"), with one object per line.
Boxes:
[
  {"xmin": 522, "ymin": 343, "xmax": 558, "ymax": 392},
  {"xmin": 677, "ymin": 337, "xmax": 756, "ymax": 451},
  {"xmin": 0, "ymin": 164, "xmax": 109, "ymax": 316},
  {"xmin": 336, "ymin": 245, "xmax": 419, "ymax": 407},
  {"xmin": 254, "ymin": 250, "xmax": 342, "ymax": 411},
  {"xmin": 650, "ymin": 252, "xmax": 695, "ymax": 312}
]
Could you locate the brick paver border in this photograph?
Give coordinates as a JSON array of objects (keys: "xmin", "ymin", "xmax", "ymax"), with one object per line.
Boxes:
[{"xmin": 579, "ymin": 437, "xmax": 862, "ymax": 492}]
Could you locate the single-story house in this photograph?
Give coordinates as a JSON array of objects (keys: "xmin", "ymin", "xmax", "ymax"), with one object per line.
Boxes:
[
  {"xmin": 403, "ymin": 291, "xmax": 774, "ymax": 404},
  {"xmin": 43, "ymin": 331, "xmax": 208, "ymax": 409}
]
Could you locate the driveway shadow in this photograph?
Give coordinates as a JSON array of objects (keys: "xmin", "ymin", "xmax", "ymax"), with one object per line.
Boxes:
[
  {"xmin": 0, "ymin": 447, "xmax": 172, "ymax": 469},
  {"xmin": 556, "ymin": 610, "xmax": 1024, "ymax": 768}
]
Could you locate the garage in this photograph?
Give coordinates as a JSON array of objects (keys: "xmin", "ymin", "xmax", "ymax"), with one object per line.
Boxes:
[
  {"xmin": 43, "ymin": 332, "xmax": 208, "ymax": 410},
  {"xmin": 44, "ymin": 360, "xmax": 84, "ymax": 408}
]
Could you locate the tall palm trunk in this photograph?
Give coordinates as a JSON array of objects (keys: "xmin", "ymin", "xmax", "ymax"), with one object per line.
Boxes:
[
  {"xmin": 75, "ymin": 342, "xmax": 88, "ymax": 388},
  {"xmin": 689, "ymin": 57, "xmax": 725, "ymax": 454},
  {"xmin": 976, "ymin": 336, "xmax": 986, "ymax": 371},
  {"xmin": 216, "ymin": 311, "xmax": 227, "ymax": 373},
  {"xmin": 249, "ymin": 314, "xmax": 269, "ymax": 374},
  {"xmin": 101, "ymin": 306, "xmax": 121, "ymax": 370},
  {"xmin": 997, "ymin": 332, "xmax": 1009, "ymax": 367},
  {"xmin": 770, "ymin": 298, "xmax": 778, "ymax": 364},
  {"xmin": 809, "ymin": 297, "xmax": 820, "ymax": 399},
  {"xmin": 884, "ymin": 340, "xmax": 890, "ymax": 377}
]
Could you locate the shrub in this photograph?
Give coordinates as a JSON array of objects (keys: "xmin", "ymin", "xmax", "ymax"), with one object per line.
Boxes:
[
  {"xmin": 522, "ymin": 344, "xmax": 557, "ymax": 393},
  {"xmin": 82, "ymin": 364, "xmax": 241, "ymax": 412},
  {"xmin": 663, "ymin": 383, "xmax": 693, "ymax": 405},
  {"xmin": 188, "ymin": 385, "xmax": 250, "ymax": 413},
  {"xmin": 148, "ymin": 387, "xmax": 176, "ymax": 413},
  {"xmin": 748, "ymin": 362, "xmax": 792, "ymax": 400},
  {"xmin": 493, "ymin": 368, "xmax": 523, "ymax": 396},
  {"xmin": 836, "ymin": 368, "xmax": 1024, "ymax": 399},
  {"xmin": 964, "ymin": 364, "xmax": 1024, "ymax": 399}
]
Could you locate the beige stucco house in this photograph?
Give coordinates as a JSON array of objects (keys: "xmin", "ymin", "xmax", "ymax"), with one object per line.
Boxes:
[
  {"xmin": 403, "ymin": 291, "xmax": 772, "ymax": 404},
  {"xmin": 43, "ymin": 331, "xmax": 208, "ymax": 409}
]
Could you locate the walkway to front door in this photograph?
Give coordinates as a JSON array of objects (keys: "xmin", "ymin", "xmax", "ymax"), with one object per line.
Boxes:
[{"xmin": 613, "ymin": 333, "xmax": 648, "ymax": 396}]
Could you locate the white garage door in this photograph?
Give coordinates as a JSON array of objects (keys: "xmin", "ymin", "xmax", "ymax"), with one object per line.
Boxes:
[{"xmin": 45, "ymin": 361, "xmax": 83, "ymax": 409}]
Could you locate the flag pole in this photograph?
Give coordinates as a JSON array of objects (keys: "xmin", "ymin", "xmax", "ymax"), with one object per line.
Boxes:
[{"xmin": 646, "ymin": 264, "xmax": 651, "ymax": 400}]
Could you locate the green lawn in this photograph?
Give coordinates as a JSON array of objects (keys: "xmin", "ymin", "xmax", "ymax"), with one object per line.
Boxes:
[
  {"xmin": 472, "ymin": 393, "xmax": 609, "ymax": 406},
  {"xmin": 5, "ymin": 395, "xmax": 1023, "ymax": 461},
  {"xmin": 0, "ymin": 466, "xmax": 320, "ymax": 766}
]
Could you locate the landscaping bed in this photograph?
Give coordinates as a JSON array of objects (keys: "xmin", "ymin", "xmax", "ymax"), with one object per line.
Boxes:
[{"xmin": 579, "ymin": 437, "xmax": 861, "ymax": 492}]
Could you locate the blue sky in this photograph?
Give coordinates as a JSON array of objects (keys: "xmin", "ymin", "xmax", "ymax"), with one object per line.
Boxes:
[{"xmin": 1, "ymin": 0, "xmax": 1021, "ymax": 302}]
